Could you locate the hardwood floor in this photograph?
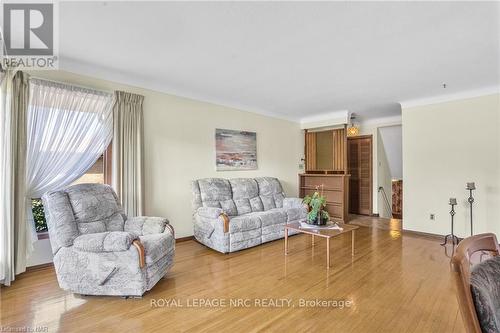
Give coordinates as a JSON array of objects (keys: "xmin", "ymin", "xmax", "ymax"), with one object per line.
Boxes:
[
  {"xmin": 349, "ymin": 214, "xmax": 402, "ymax": 231},
  {"xmin": 1, "ymin": 217, "xmax": 464, "ymax": 333}
]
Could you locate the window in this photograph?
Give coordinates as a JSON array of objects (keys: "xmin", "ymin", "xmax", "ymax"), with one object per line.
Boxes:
[
  {"xmin": 33, "ymin": 146, "xmax": 111, "ymax": 234},
  {"xmin": 72, "ymin": 155, "xmax": 105, "ymax": 185}
]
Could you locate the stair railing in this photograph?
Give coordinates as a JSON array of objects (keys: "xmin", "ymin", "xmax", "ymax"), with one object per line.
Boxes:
[{"xmin": 378, "ymin": 186, "xmax": 393, "ymax": 218}]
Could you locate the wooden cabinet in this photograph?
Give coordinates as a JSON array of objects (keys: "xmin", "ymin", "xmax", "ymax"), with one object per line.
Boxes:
[
  {"xmin": 304, "ymin": 127, "xmax": 347, "ymax": 173},
  {"xmin": 347, "ymin": 136, "xmax": 372, "ymax": 215},
  {"xmin": 302, "ymin": 126, "xmax": 350, "ymax": 222},
  {"xmin": 299, "ymin": 174, "xmax": 350, "ymax": 222}
]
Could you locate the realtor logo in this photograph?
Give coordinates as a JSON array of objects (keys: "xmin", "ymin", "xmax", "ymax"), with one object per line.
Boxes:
[{"xmin": 1, "ymin": 2, "xmax": 58, "ymax": 69}]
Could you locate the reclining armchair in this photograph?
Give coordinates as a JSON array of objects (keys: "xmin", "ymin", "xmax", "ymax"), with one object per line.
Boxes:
[{"xmin": 42, "ymin": 184, "xmax": 175, "ymax": 297}]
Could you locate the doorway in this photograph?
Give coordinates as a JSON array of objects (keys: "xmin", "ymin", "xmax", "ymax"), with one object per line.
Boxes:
[
  {"xmin": 377, "ymin": 124, "xmax": 403, "ymax": 220},
  {"xmin": 347, "ymin": 135, "xmax": 373, "ymax": 215}
]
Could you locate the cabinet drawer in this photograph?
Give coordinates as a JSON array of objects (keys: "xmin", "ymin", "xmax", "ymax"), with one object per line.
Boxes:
[
  {"xmin": 302, "ymin": 176, "xmax": 343, "ymax": 189},
  {"xmin": 303, "ymin": 188, "xmax": 343, "ymax": 204}
]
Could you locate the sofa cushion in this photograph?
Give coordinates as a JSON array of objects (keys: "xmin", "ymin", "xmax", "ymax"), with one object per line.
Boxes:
[
  {"xmin": 250, "ymin": 196, "xmax": 264, "ymax": 212},
  {"xmin": 229, "ymin": 214, "xmax": 262, "ymax": 233},
  {"xmin": 66, "ymin": 184, "xmax": 122, "ymax": 222},
  {"xmin": 76, "ymin": 212, "xmax": 125, "ymax": 234},
  {"xmin": 285, "ymin": 207, "xmax": 307, "ymax": 222},
  {"xmin": 231, "ymin": 178, "xmax": 258, "ymax": 198},
  {"xmin": 198, "ymin": 178, "xmax": 232, "ymax": 200},
  {"xmin": 230, "ymin": 178, "xmax": 264, "ymax": 214},
  {"xmin": 125, "ymin": 216, "xmax": 168, "ymax": 235},
  {"xmin": 73, "ymin": 231, "xmax": 137, "ymax": 252},
  {"xmin": 255, "ymin": 177, "xmax": 285, "ymax": 209},
  {"xmin": 42, "ymin": 191, "xmax": 79, "ymax": 253},
  {"xmin": 254, "ymin": 209, "xmax": 287, "ymax": 227},
  {"xmin": 197, "ymin": 179, "xmax": 238, "ymax": 215},
  {"xmin": 220, "ymin": 199, "xmax": 238, "ymax": 216},
  {"xmin": 260, "ymin": 195, "xmax": 276, "ymax": 211},
  {"xmin": 274, "ymin": 193, "xmax": 285, "ymax": 208},
  {"xmin": 234, "ymin": 198, "xmax": 252, "ymax": 215},
  {"xmin": 66, "ymin": 184, "xmax": 125, "ymax": 233},
  {"xmin": 140, "ymin": 233, "xmax": 175, "ymax": 265}
]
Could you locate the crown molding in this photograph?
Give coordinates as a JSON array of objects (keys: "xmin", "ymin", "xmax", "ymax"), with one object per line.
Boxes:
[
  {"xmin": 299, "ymin": 110, "xmax": 349, "ymax": 129},
  {"xmin": 360, "ymin": 115, "xmax": 402, "ymax": 128},
  {"xmin": 399, "ymin": 86, "xmax": 500, "ymax": 109}
]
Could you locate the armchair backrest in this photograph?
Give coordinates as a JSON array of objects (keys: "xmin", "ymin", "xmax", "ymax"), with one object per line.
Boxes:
[
  {"xmin": 191, "ymin": 177, "xmax": 285, "ymax": 216},
  {"xmin": 451, "ymin": 233, "xmax": 500, "ymax": 333},
  {"xmin": 42, "ymin": 183, "xmax": 126, "ymax": 254}
]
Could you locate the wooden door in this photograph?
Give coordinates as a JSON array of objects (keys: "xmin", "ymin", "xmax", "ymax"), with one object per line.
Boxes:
[{"xmin": 348, "ymin": 136, "xmax": 372, "ymax": 215}]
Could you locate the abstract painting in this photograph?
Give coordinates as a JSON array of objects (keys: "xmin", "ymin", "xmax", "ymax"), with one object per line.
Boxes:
[{"xmin": 215, "ymin": 129, "xmax": 257, "ymax": 171}]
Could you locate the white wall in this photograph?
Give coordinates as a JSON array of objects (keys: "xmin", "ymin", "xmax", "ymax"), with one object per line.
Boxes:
[
  {"xmin": 377, "ymin": 129, "xmax": 393, "ymax": 218},
  {"xmin": 378, "ymin": 125, "xmax": 402, "ymax": 180},
  {"xmin": 402, "ymin": 93, "xmax": 500, "ymax": 237},
  {"xmin": 27, "ymin": 70, "xmax": 302, "ymax": 266}
]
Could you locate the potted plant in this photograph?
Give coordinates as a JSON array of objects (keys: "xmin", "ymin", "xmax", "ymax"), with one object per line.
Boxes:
[{"xmin": 302, "ymin": 190, "xmax": 330, "ymax": 225}]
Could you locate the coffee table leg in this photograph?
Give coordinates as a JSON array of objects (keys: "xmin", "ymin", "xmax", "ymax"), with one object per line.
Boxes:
[
  {"xmin": 351, "ymin": 229, "xmax": 355, "ymax": 256},
  {"xmin": 284, "ymin": 227, "xmax": 288, "ymax": 255},
  {"xmin": 326, "ymin": 238, "xmax": 330, "ymax": 268}
]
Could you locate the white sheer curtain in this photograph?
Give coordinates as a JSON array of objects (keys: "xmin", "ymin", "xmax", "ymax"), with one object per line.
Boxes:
[{"xmin": 26, "ymin": 79, "xmax": 113, "ymax": 236}]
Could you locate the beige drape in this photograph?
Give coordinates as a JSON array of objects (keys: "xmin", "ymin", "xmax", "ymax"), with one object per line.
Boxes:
[
  {"xmin": 0, "ymin": 71, "xmax": 30, "ymax": 286},
  {"xmin": 112, "ymin": 91, "xmax": 144, "ymax": 217}
]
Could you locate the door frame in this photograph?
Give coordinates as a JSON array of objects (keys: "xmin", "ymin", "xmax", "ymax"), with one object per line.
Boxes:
[{"xmin": 347, "ymin": 135, "xmax": 373, "ymax": 216}]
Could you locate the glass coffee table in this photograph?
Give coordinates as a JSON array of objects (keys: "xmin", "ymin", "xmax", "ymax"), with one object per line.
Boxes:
[{"xmin": 284, "ymin": 221, "xmax": 359, "ymax": 268}]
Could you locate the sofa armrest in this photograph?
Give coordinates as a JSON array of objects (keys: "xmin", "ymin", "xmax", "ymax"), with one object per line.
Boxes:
[
  {"xmin": 73, "ymin": 231, "xmax": 138, "ymax": 253},
  {"xmin": 195, "ymin": 207, "xmax": 230, "ymax": 234},
  {"xmin": 125, "ymin": 216, "xmax": 169, "ymax": 235},
  {"xmin": 196, "ymin": 207, "xmax": 224, "ymax": 219},
  {"xmin": 283, "ymin": 197, "xmax": 307, "ymax": 209}
]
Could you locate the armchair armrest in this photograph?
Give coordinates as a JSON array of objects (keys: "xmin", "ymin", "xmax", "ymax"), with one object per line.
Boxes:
[
  {"xmin": 73, "ymin": 231, "xmax": 138, "ymax": 253},
  {"xmin": 283, "ymin": 197, "xmax": 307, "ymax": 209},
  {"xmin": 125, "ymin": 216, "xmax": 169, "ymax": 235},
  {"xmin": 195, "ymin": 207, "xmax": 230, "ymax": 233},
  {"xmin": 132, "ymin": 240, "xmax": 145, "ymax": 268}
]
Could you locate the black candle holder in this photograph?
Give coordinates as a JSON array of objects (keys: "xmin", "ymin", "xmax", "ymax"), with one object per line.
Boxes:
[
  {"xmin": 467, "ymin": 182, "xmax": 475, "ymax": 236},
  {"xmin": 441, "ymin": 198, "xmax": 460, "ymax": 246}
]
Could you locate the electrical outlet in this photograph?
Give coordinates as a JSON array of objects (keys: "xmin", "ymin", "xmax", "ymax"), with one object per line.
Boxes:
[{"xmin": 430, "ymin": 214, "xmax": 435, "ymax": 221}]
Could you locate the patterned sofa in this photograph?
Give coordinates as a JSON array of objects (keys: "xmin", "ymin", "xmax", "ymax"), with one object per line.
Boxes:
[
  {"xmin": 42, "ymin": 184, "xmax": 175, "ymax": 297},
  {"xmin": 191, "ymin": 177, "xmax": 307, "ymax": 253}
]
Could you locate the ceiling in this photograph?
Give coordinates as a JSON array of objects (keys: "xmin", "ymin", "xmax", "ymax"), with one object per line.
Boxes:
[{"xmin": 59, "ymin": 1, "xmax": 499, "ymax": 122}]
